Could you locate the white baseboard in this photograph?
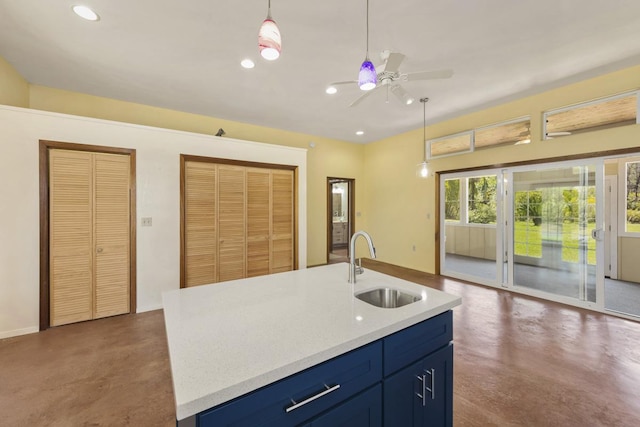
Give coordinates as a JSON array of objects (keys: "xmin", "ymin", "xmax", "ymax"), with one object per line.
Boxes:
[
  {"xmin": 136, "ymin": 303, "xmax": 163, "ymax": 313},
  {"xmin": 0, "ymin": 326, "xmax": 39, "ymax": 340}
]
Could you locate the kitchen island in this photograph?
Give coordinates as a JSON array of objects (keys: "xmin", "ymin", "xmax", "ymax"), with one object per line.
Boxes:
[{"xmin": 163, "ymin": 263, "xmax": 461, "ymax": 426}]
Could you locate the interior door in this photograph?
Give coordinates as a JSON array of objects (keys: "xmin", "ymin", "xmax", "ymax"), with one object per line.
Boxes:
[
  {"xmin": 184, "ymin": 161, "xmax": 217, "ymax": 287},
  {"xmin": 49, "ymin": 150, "xmax": 94, "ymax": 326},
  {"xmin": 246, "ymin": 168, "xmax": 271, "ymax": 277},
  {"xmin": 49, "ymin": 149, "xmax": 131, "ymax": 326},
  {"xmin": 271, "ymin": 169, "xmax": 294, "ymax": 273},
  {"xmin": 93, "ymin": 153, "xmax": 131, "ymax": 318},
  {"xmin": 217, "ymin": 165, "xmax": 247, "ymax": 282}
]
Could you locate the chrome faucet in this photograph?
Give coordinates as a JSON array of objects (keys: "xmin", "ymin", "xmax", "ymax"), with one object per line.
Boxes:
[{"xmin": 348, "ymin": 231, "xmax": 376, "ymax": 284}]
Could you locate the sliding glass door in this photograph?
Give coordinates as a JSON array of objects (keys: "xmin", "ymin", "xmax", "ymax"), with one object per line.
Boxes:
[
  {"xmin": 509, "ymin": 164, "xmax": 602, "ymax": 305},
  {"xmin": 441, "ymin": 160, "xmax": 604, "ymax": 311}
]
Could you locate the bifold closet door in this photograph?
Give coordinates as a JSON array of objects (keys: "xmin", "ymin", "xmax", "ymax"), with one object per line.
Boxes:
[
  {"xmin": 218, "ymin": 165, "xmax": 246, "ymax": 282},
  {"xmin": 246, "ymin": 168, "xmax": 271, "ymax": 277},
  {"xmin": 184, "ymin": 161, "xmax": 217, "ymax": 287},
  {"xmin": 49, "ymin": 149, "xmax": 130, "ymax": 326},
  {"xmin": 271, "ymin": 170, "xmax": 294, "ymax": 273},
  {"xmin": 49, "ymin": 150, "xmax": 94, "ymax": 326},
  {"xmin": 93, "ymin": 153, "xmax": 131, "ymax": 319}
]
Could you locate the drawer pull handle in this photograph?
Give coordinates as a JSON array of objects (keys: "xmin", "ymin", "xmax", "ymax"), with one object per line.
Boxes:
[{"xmin": 285, "ymin": 384, "xmax": 341, "ymax": 413}]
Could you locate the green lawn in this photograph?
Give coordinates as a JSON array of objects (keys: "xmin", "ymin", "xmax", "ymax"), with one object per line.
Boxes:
[
  {"xmin": 514, "ymin": 221, "xmax": 596, "ymax": 265},
  {"xmin": 628, "ymin": 223, "xmax": 640, "ymax": 233}
]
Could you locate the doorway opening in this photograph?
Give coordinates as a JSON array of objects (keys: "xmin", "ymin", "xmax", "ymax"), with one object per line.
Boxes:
[{"xmin": 327, "ymin": 178, "xmax": 355, "ymax": 264}]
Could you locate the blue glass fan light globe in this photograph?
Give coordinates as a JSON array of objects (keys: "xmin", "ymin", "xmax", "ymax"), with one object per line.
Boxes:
[{"xmin": 358, "ymin": 59, "xmax": 377, "ymax": 91}]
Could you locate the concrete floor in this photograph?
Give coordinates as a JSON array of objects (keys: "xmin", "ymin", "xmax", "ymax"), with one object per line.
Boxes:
[{"xmin": 1, "ymin": 265, "xmax": 639, "ymax": 426}]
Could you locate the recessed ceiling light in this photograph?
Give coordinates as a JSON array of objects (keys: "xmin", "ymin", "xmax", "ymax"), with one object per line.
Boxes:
[
  {"xmin": 326, "ymin": 86, "xmax": 337, "ymax": 95},
  {"xmin": 72, "ymin": 5, "xmax": 100, "ymax": 21},
  {"xmin": 240, "ymin": 59, "xmax": 255, "ymax": 69},
  {"xmin": 406, "ymin": 97, "xmax": 415, "ymax": 105},
  {"xmin": 356, "ymin": 131, "xmax": 364, "ymax": 136}
]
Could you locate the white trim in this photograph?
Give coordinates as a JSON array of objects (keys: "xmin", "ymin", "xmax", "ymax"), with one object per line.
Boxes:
[
  {"xmin": 0, "ymin": 105, "xmax": 308, "ymax": 154},
  {"xmin": 0, "ymin": 326, "xmax": 39, "ymax": 339}
]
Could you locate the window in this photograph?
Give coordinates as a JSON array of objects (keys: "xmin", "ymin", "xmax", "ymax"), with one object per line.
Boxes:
[
  {"xmin": 429, "ymin": 132, "xmax": 472, "ymax": 158},
  {"xmin": 544, "ymin": 91, "xmax": 638, "ymax": 140},
  {"xmin": 444, "ymin": 179, "xmax": 460, "ymax": 221},
  {"xmin": 626, "ymin": 160, "xmax": 640, "ymax": 233},
  {"xmin": 475, "ymin": 118, "xmax": 530, "ymax": 149},
  {"xmin": 467, "ymin": 176, "xmax": 497, "ymax": 224}
]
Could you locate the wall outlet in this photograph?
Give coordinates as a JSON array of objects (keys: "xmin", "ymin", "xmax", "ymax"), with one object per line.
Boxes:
[
  {"xmin": 141, "ymin": 217, "xmax": 152, "ymax": 227},
  {"xmin": 412, "ymin": 245, "xmax": 416, "ymax": 252}
]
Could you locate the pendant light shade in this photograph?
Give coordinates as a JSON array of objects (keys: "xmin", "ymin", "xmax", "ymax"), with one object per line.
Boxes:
[
  {"xmin": 359, "ymin": 58, "xmax": 377, "ymax": 91},
  {"xmin": 359, "ymin": 0, "xmax": 376, "ymax": 91},
  {"xmin": 259, "ymin": 0, "xmax": 281, "ymax": 60},
  {"xmin": 417, "ymin": 97, "xmax": 430, "ymax": 179}
]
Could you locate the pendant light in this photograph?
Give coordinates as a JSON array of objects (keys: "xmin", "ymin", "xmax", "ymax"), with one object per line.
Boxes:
[
  {"xmin": 258, "ymin": 0, "xmax": 281, "ymax": 61},
  {"xmin": 358, "ymin": 0, "xmax": 377, "ymax": 90},
  {"xmin": 417, "ymin": 97, "xmax": 430, "ymax": 178}
]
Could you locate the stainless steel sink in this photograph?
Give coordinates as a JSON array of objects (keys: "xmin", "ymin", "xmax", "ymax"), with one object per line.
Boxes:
[{"xmin": 355, "ymin": 287, "xmax": 421, "ymax": 308}]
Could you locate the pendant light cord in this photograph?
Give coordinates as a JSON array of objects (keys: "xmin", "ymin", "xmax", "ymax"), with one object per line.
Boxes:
[
  {"xmin": 421, "ymin": 97, "xmax": 428, "ymax": 162},
  {"xmin": 365, "ymin": 0, "xmax": 370, "ymax": 60}
]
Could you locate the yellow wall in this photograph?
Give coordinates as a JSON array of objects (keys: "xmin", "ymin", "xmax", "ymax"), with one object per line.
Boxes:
[
  {"xmin": 5, "ymin": 55, "xmax": 640, "ymax": 272},
  {"xmin": 0, "ymin": 56, "xmax": 29, "ymax": 107},
  {"xmin": 364, "ymin": 65, "xmax": 640, "ymax": 273}
]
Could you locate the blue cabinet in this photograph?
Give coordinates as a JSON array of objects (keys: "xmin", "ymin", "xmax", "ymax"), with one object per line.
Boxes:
[
  {"xmin": 190, "ymin": 311, "xmax": 453, "ymax": 427},
  {"xmin": 383, "ymin": 344, "xmax": 453, "ymax": 427},
  {"xmin": 308, "ymin": 384, "xmax": 382, "ymax": 427}
]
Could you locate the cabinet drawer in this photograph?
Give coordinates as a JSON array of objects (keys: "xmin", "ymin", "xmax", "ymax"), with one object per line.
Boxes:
[
  {"xmin": 198, "ymin": 341, "xmax": 382, "ymax": 427},
  {"xmin": 309, "ymin": 384, "xmax": 382, "ymax": 427},
  {"xmin": 383, "ymin": 311, "xmax": 452, "ymax": 376}
]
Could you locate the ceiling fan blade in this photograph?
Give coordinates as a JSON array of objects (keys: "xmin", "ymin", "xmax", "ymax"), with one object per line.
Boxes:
[
  {"xmin": 383, "ymin": 52, "xmax": 405, "ymax": 74},
  {"xmin": 329, "ymin": 80, "xmax": 357, "ymax": 86},
  {"xmin": 349, "ymin": 85, "xmax": 382, "ymax": 107},
  {"xmin": 405, "ymin": 69, "xmax": 454, "ymax": 81},
  {"xmin": 390, "ymin": 84, "xmax": 414, "ymax": 105}
]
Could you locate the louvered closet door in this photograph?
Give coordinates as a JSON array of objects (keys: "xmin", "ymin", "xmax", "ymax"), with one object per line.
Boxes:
[
  {"xmin": 49, "ymin": 150, "xmax": 94, "ymax": 326},
  {"xmin": 49, "ymin": 149, "xmax": 131, "ymax": 326},
  {"xmin": 218, "ymin": 165, "xmax": 246, "ymax": 282},
  {"xmin": 271, "ymin": 170, "xmax": 294, "ymax": 273},
  {"xmin": 184, "ymin": 161, "xmax": 217, "ymax": 287},
  {"xmin": 93, "ymin": 153, "xmax": 130, "ymax": 318},
  {"xmin": 246, "ymin": 168, "xmax": 271, "ymax": 277}
]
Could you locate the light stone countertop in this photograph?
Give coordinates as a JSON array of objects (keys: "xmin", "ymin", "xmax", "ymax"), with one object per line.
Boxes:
[{"xmin": 162, "ymin": 263, "xmax": 461, "ymax": 421}]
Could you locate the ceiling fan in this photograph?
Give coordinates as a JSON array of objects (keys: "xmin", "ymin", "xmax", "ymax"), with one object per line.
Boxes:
[{"xmin": 326, "ymin": 50, "xmax": 453, "ymax": 107}]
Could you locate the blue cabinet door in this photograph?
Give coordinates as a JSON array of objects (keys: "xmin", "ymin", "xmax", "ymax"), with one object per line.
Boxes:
[
  {"xmin": 384, "ymin": 344, "xmax": 453, "ymax": 427},
  {"xmin": 310, "ymin": 384, "xmax": 382, "ymax": 427}
]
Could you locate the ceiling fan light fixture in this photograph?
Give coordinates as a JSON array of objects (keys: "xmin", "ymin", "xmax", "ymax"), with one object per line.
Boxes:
[
  {"xmin": 358, "ymin": 59, "xmax": 377, "ymax": 91},
  {"xmin": 258, "ymin": 1, "xmax": 281, "ymax": 61}
]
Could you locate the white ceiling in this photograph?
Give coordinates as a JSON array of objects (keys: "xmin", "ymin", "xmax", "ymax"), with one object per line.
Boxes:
[{"xmin": 2, "ymin": 0, "xmax": 640, "ymax": 143}]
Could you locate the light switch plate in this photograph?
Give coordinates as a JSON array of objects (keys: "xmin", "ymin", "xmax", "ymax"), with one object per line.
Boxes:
[{"xmin": 141, "ymin": 217, "xmax": 152, "ymax": 226}]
